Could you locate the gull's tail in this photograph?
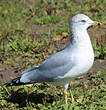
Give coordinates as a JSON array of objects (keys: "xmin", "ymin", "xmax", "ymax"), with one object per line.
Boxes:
[
  {"xmin": 3, "ymin": 77, "xmax": 24, "ymax": 87},
  {"xmin": 3, "ymin": 67, "xmax": 39, "ymax": 87},
  {"xmin": 3, "ymin": 77, "xmax": 35, "ymax": 87}
]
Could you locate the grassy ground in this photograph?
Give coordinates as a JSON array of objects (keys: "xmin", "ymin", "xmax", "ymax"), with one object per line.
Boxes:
[{"xmin": 0, "ymin": 0, "xmax": 106, "ymax": 109}]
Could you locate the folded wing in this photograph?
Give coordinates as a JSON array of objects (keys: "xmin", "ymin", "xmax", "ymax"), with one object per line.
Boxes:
[{"xmin": 20, "ymin": 49, "xmax": 73, "ymax": 83}]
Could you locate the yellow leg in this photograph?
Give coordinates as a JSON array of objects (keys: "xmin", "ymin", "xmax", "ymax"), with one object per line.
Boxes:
[
  {"xmin": 70, "ymin": 89, "xmax": 74, "ymax": 102},
  {"xmin": 63, "ymin": 89, "xmax": 68, "ymax": 104},
  {"xmin": 69, "ymin": 82, "xmax": 74, "ymax": 102}
]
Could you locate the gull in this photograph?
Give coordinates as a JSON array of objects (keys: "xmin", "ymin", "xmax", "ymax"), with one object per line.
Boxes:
[{"xmin": 4, "ymin": 14, "xmax": 100, "ymax": 104}]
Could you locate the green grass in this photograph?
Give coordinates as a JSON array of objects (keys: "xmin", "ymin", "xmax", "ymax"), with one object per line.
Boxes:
[{"xmin": 0, "ymin": 0, "xmax": 106, "ymax": 109}]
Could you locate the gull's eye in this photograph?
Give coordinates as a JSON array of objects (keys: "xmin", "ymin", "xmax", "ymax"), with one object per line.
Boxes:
[{"xmin": 81, "ymin": 20, "xmax": 86, "ymax": 22}]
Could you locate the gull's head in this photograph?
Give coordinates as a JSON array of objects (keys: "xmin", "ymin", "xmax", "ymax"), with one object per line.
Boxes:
[{"xmin": 70, "ymin": 14, "xmax": 99, "ymax": 30}]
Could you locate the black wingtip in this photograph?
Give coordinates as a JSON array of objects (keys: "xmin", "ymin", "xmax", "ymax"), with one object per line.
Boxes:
[
  {"xmin": 2, "ymin": 77, "xmax": 37, "ymax": 87},
  {"xmin": 2, "ymin": 77, "xmax": 22, "ymax": 87}
]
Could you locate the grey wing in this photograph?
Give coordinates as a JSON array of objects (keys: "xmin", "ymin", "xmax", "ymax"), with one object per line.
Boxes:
[
  {"xmin": 20, "ymin": 49, "xmax": 73, "ymax": 83},
  {"xmin": 21, "ymin": 66, "xmax": 39, "ymax": 75}
]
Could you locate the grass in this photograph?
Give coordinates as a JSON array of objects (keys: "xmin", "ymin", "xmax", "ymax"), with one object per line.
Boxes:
[{"xmin": 0, "ymin": 0, "xmax": 106, "ymax": 109}]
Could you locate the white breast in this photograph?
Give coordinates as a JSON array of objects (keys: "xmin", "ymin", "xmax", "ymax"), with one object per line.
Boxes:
[{"xmin": 68, "ymin": 48, "xmax": 94, "ymax": 79}]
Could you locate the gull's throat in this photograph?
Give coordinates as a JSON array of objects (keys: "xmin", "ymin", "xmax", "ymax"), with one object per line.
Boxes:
[{"xmin": 70, "ymin": 29, "xmax": 91, "ymax": 47}]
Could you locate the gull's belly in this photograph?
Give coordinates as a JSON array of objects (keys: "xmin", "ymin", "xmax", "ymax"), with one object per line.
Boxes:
[
  {"xmin": 54, "ymin": 53, "xmax": 94, "ymax": 88},
  {"xmin": 76, "ymin": 54, "xmax": 93, "ymax": 74},
  {"xmin": 64, "ymin": 48, "xmax": 94, "ymax": 78}
]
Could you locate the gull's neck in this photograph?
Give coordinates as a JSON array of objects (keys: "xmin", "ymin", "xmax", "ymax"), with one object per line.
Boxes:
[{"xmin": 70, "ymin": 28, "xmax": 92, "ymax": 47}]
